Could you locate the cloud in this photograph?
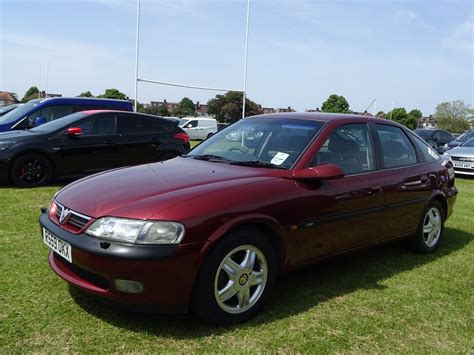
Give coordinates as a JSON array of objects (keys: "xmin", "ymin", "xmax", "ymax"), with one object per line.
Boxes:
[
  {"xmin": 442, "ymin": 17, "xmax": 474, "ymax": 53},
  {"xmin": 394, "ymin": 9, "xmax": 417, "ymax": 22}
]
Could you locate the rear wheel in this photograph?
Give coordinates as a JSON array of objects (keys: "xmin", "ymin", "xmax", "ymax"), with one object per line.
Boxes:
[
  {"xmin": 410, "ymin": 200, "xmax": 444, "ymax": 253},
  {"xmin": 206, "ymin": 133, "xmax": 213, "ymax": 139},
  {"xmin": 10, "ymin": 153, "xmax": 53, "ymax": 187},
  {"xmin": 192, "ymin": 228, "xmax": 277, "ymax": 325}
]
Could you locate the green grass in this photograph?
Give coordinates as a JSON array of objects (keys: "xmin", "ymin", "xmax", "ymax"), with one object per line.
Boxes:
[{"xmin": 1, "ymin": 178, "xmax": 473, "ymax": 352}]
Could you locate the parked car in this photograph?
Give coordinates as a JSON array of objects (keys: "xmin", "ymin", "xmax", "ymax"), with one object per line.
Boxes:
[
  {"xmin": 0, "ymin": 97, "xmax": 133, "ymax": 132},
  {"xmin": 0, "ymin": 103, "xmax": 21, "ymax": 117},
  {"xmin": 40, "ymin": 113, "xmax": 457, "ymax": 324},
  {"xmin": 0, "ymin": 110, "xmax": 189, "ymax": 187},
  {"xmin": 443, "ymin": 138, "xmax": 474, "ymax": 176},
  {"xmin": 414, "ymin": 128, "xmax": 453, "ymax": 153},
  {"xmin": 179, "ymin": 117, "xmax": 217, "ymax": 140},
  {"xmin": 444, "ymin": 131, "xmax": 474, "ymax": 150}
]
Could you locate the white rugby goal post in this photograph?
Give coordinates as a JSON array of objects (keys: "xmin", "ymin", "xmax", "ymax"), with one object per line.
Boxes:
[{"xmin": 133, "ymin": 0, "xmax": 251, "ymax": 119}]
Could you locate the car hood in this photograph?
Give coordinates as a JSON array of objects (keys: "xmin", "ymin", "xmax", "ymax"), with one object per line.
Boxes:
[
  {"xmin": 447, "ymin": 146, "xmax": 474, "ymax": 158},
  {"xmin": 0, "ymin": 129, "xmax": 38, "ymax": 140},
  {"xmin": 56, "ymin": 157, "xmax": 284, "ymax": 219}
]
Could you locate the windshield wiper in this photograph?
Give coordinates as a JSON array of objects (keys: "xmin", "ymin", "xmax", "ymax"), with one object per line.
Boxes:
[
  {"xmin": 184, "ymin": 154, "xmax": 231, "ymax": 162},
  {"xmin": 229, "ymin": 160, "xmax": 285, "ymax": 169}
]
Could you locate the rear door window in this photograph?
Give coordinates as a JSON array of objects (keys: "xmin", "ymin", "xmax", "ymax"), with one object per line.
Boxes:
[
  {"xmin": 117, "ymin": 114, "xmax": 157, "ymax": 134},
  {"xmin": 375, "ymin": 124, "xmax": 418, "ymax": 168},
  {"xmin": 89, "ymin": 114, "xmax": 116, "ymax": 136}
]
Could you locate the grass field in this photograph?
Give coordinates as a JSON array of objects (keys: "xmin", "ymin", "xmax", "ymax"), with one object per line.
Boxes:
[{"xmin": 0, "ymin": 177, "xmax": 473, "ymax": 352}]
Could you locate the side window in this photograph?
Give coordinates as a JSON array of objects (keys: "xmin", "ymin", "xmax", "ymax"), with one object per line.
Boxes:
[
  {"xmin": 72, "ymin": 119, "xmax": 93, "ymax": 136},
  {"xmin": 51, "ymin": 105, "xmax": 73, "ymax": 120},
  {"xmin": 408, "ymin": 132, "xmax": 440, "ymax": 162},
  {"xmin": 26, "ymin": 109, "xmax": 42, "ymax": 126},
  {"xmin": 375, "ymin": 124, "xmax": 417, "ymax": 168},
  {"xmin": 433, "ymin": 131, "xmax": 442, "ymax": 142},
  {"xmin": 310, "ymin": 123, "xmax": 375, "ymax": 175},
  {"xmin": 186, "ymin": 120, "xmax": 198, "ymax": 128},
  {"xmin": 73, "ymin": 105, "xmax": 103, "ymax": 112},
  {"xmin": 89, "ymin": 114, "xmax": 116, "ymax": 136},
  {"xmin": 117, "ymin": 115, "xmax": 156, "ymax": 134},
  {"xmin": 39, "ymin": 106, "xmax": 54, "ymax": 121},
  {"xmin": 441, "ymin": 132, "xmax": 452, "ymax": 144}
]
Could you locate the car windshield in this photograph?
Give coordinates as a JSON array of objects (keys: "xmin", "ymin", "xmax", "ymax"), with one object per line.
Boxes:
[
  {"xmin": 186, "ymin": 118, "xmax": 324, "ymax": 169},
  {"xmin": 0, "ymin": 104, "xmax": 20, "ymax": 116},
  {"xmin": 460, "ymin": 138, "xmax": 474, "ymax": 147},
  {"xmin": 29, "ymin": 112, "xmax": 87, "ymax": 133},
  {"xmin": 179, "ymin": 119, "xmax": 189, "ymax": 126},
  {"xmin": 414, "ymin": 129, "xmax": 432, "ymax": 139},
  {"xmin": 456, "ymin": 132, "xmax": 474, "ymax": 142},
  {"xmin": 0, "ymin": 99, "xmax": 42, "ymax": 125}
]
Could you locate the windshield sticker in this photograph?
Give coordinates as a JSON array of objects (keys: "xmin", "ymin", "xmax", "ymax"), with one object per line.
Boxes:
[{"xmin": 271, "ymin": 152, "xmax": 290, "ymax": 165}]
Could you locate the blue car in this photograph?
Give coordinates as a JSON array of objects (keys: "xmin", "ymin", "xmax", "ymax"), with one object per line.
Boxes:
[{"xmin": 0, "ymin": 97, "xmax": 133, "ymax": 132}]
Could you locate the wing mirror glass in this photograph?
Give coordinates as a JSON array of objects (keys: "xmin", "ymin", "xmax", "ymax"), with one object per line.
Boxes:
[
  {"xmin": 292, "ymin": 164, "xmax": 345, "ymax": 181},
  {"xmin": 66, "ymin": 127, "xmax": 83, "ymax": 137}
]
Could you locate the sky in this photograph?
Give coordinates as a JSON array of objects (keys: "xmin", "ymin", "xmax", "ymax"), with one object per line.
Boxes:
[{"xmin": 0, "ymin": 0, "xmax": 473, "ymax": 115}]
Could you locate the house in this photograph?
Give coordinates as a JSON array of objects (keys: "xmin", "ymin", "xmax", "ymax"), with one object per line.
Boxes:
[
  {"xmin": 276, "ymin": 106, "xmax": 296, "ymax": 113},
  {"xmin": 0, "ymin": 91, "xmax": 19, "ymax": 107},
  {"xmin": 417, "ymin": 115, "xmax": 437, "ymax": 128}
]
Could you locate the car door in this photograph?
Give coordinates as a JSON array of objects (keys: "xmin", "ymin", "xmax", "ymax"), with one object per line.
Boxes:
[
  {"xmin": 49, "ymin": 113, "xmax": 118, "ymax": 177},
  {"xmin": 290, "ymin": 123, "xmax": 385, "ymax": 264},
  {"xmin": 374, "ymin": 123, "xmax": 433, "ymax": 240},
  {"xmin": 115, "ymin": 114, "xmax": 161, "ymax": 166},
  {"xmin": 183, "ymin": 120, "xmax": 198, "ymax": 139}
]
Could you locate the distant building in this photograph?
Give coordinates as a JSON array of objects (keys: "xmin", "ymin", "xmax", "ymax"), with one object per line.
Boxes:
[
  {"xmin": 196, "ymin": 101, "xmax": 208, "ymax": 115},
  {"xmin": 417, "ymin": 115, "xmax": 437, "ymax": 128},
  {"xmin": 305, "ymin": 108, "xmax": 322, "ymax": 113},
  {"xmin": 261, "ymin": 107, "xmax": 276, "ymax": 114},
  {"xmin": 150, "ymin": 100, "xmax": 179, "ymax": 111},
  {"xmin": 276, "ymin": 106, "xmax": 296, "ymax": 113},
  {"xmin": 0, "ymin": 91, "xmax": 19, "ymax": 107}
]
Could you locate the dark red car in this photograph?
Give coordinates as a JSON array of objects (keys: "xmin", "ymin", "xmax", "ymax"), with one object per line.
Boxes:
[{"xmin": 40, "ymin": 113, "xmax": 458, "ymax": 324}]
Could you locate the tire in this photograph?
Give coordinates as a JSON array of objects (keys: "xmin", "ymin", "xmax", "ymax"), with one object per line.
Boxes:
[
  {"xmin": 10, "ymin": 153, "xmax": 53, "ymax": 188},
  {"xmin": 409, "ymin": 200, "xmax": 445, "ymax": 254},
  {"xmin": 206, "ymin": 133, "xmax": 213, "ymax": 139},
  {"xmin": 191, "ymin": 227, "xmax": 277, "ymax": 325}
]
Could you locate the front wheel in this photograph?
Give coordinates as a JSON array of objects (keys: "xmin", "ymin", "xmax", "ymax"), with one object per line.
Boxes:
[
  {"xmin": 409, "ymin": 200, "xmax": 445, "ymax": 253},
  {"xmin": 10, "ymin": 153, "xmax": 53, "ymax": 187},
  {"xmin": 191, "ymin": 228, "xmax": 277, "ymax": 325}
]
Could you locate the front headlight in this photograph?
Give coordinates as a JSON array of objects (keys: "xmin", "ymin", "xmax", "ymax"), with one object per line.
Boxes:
[
  {"xmin": 0, "ymin": 141, "xmax": 16, "ymax": 150},
  {"xmin": 85, "ymin": 217, "xmax": 185, "ymax": 244}
]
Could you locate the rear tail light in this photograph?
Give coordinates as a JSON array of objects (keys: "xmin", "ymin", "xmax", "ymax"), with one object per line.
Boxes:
[{"xmin": 174, "ymin": 132, "xmax": 190, "ymax": 143}]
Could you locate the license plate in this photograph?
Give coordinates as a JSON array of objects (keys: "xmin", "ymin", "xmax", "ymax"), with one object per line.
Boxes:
[
  {"xmin": 454, "ymin": 162, "xmax": 472, "ymax": 169},
  {"xmin": 43, "ymin": 228, "xmax": 72, "ymax": 263}
]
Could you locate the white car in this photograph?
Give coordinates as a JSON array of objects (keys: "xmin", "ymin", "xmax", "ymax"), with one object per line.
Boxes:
[{"xmin": 179, "ymin": 117, "xmax": 218, "ymax": 140}]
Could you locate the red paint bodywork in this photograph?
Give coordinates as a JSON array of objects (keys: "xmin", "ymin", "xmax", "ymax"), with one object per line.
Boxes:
[{"xmin": 45, "ymin": 113, "xmax": 458, "ymax": 311}]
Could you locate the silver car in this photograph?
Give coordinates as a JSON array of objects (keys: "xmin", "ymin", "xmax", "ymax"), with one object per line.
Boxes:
[{"xmin": 444, "ymin": 138, "xmax": 474, "ymax": 176}]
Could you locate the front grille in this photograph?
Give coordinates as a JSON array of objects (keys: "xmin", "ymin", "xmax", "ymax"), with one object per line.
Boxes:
[
  {"xmin": 55, "ymin": 253, "xmax": 110, "ymax": 290},
  {"xmin": 454, "ymin": 167, "xmax": 474, "ymax": 173},
  {"xmin": 451, "ymin": 156, "xmax": 474, "ymax": 162},
  {"xmin": 55, "ymin": 202, "xmax": 91, "ymax": 230}
]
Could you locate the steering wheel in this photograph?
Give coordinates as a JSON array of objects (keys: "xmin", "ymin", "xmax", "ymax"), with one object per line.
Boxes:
[{"xmin": 229, "ymin": 147, "xmax": 246, "ymax": 154}]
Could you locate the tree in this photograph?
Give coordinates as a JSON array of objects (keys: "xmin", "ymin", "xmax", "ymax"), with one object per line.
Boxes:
[
  {"xmin": 139, "ymin": 104, "xmax": 170, "ymax": 117},
  {"xmin": 171, "ymin": 97, "xmax": 196, "ymax": 118},
  {"xmin": 376, "ymin": 111, "xmax": 385, "ymax": 118},
  {"xmin": 408, "ymin": 109, "xmax": 422, "ymax": 121},
  {"xmin": 321, "ymin": 94, "xmax": 350, "ymax": 114},
  {"xmin": 21, "ymin": 86, "xmax": 39, "ymax": 102},
  {"xmin": 98, "ymin": 88, "xmax": 128, "ymax": 100},
  {"xmin": 434, "ymin": 100, "xmax": 471, "ymax": 134},
  {"xmin": 207, "ymin": 91, "xmax": 262, "ymax": 123},
  {"xmin": 78, "ymin": 91, "xmax": 94, "ymax": 97},
  {"xmin": 386, "ymin": 107, "xmax": 417, "ymax": 129}
]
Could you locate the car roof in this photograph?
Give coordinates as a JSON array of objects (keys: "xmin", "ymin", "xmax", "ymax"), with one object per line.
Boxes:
[{"xmin": 249, "ymin": 112, "xmax": 395, "ymax": 124}]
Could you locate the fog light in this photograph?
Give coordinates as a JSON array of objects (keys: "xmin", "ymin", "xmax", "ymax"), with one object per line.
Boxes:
[{"xmin": 114, "ymin": 279, "xmax": 144, "ymax": 293}]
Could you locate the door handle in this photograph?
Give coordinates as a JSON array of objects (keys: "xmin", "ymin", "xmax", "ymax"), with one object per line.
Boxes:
[{"xmin": 400, "ymin": 180, "xmax": 422, "ymax": 189}]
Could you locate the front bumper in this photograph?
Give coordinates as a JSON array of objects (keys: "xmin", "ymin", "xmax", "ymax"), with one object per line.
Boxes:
[{"xmin": 40, "ymin": 212, "xmax": 204, "ymax": 312}]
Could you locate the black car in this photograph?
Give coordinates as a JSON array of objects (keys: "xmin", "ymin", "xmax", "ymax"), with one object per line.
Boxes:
[
  {"xmin": 414, "ymin": 129, "xmax": 453, "ymax": 153},
  {"xmin": 0, "ymin": 110, "xmax": 190, "ymax": 187}
]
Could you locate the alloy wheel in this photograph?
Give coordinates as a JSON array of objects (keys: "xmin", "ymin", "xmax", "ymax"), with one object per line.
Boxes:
[
  {"xmin": 214, "ymin": 245, "xmax": 268, "ymax": 314},
  {"xmin": 422, "ymin": 206, "xmax": 442, "ymax": 248}
]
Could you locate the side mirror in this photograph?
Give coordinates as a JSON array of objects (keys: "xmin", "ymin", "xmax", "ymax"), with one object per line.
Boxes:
[
  {"xmin": 66, "ymin": 127, "xmax": 83, "ymax": 137},
  {"xmin": 34, "ymin": 117, "xmax": 47, "ymax": 126},
  {"xmin": 292, "ymin": 164, "xmax": 345, "ymax": 181},
  {"xmin": 185, "ymin": 124, "xmax": 193, "ymax": 128}
]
